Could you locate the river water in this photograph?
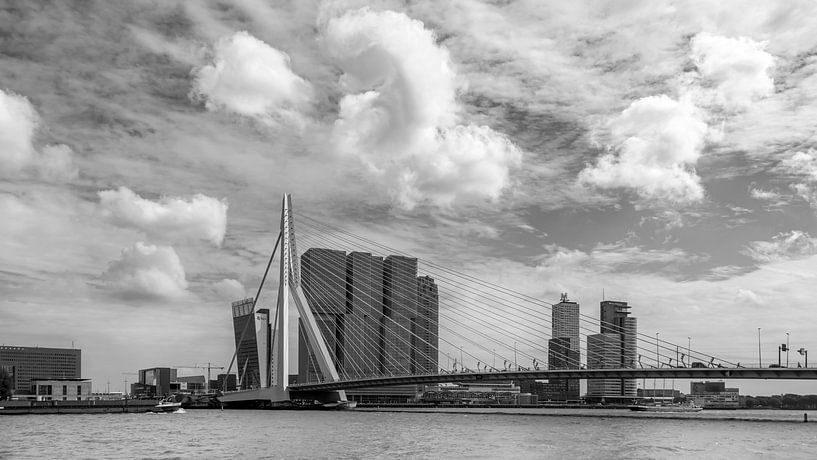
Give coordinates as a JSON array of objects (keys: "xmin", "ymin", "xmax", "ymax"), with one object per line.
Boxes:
[{"xmin": 2, "ymin": 408, "xmax": 816, "ymax": 459}]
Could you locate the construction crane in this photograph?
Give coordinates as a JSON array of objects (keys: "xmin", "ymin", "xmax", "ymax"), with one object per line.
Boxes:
[{"xmin": 173, "ymin": 363, "xmax": 225, "ymax": 393}]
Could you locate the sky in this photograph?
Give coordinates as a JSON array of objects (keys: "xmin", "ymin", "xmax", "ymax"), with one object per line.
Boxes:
[{"xmin": 1, "ymin": 0, "xmax": 816, "ymax": 396}]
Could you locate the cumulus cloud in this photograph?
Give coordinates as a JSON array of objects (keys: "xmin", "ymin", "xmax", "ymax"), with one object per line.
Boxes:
[
  {"xmin": 103, "ymin": 242, "xmax": 189, "ymax": 301},
  {"xmin": 325, "ymin": 8, "xmax": 522, "ymax": 209},
  {"xmin": 0, "ymin": 89, "xmax": 77, "ymax": 181},
  {"xmin": 578, "ymin": 95, "xmax": 708, "ymax": 204},
  {"xmin": 742, "ymin": 230, "xmax": 817, "ymax": 263},
  {"xmin": 579, "ymin": 32, "xmax": 776, "ymax": 206},
  {"xmin": 690, "ymin": 33, "xmax": 775, "ymax": 112},
  {"xmin": 191, "ymin": 31, "xmax": 313, "ymax": 125},
  {"xmin": 98, "ymin": 187, "xmax": 227, "ymax": 246}
]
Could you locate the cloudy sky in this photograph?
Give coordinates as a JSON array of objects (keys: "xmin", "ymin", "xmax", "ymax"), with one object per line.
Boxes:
[{"xmin": 2, "ymin": 1, "xmax": 816, "ymax": 395}]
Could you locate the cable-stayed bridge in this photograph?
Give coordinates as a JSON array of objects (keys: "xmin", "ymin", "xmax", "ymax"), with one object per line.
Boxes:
[{"xmin": 220, "ymin": 195, "xmax": 817, "ymax": 407}]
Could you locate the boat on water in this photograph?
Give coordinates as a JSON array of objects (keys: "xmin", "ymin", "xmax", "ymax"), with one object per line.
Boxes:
[
  {"xmin": 320, "ymin": 400, "xmax": 357, "ymax": 410},
  {"xmin": 629, "ymin": 403, "xmax": 702, "ymax": 413},
  {"xmin": 152, "ymin": 398, "xmax": 183, "ymax": 413}
]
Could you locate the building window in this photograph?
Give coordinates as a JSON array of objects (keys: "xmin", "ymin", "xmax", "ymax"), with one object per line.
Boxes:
[
  {"xmin": 77, "ymin": 385, "xmax": 82, "ymax": 395},
  {"xmin": 62, "ymin": 385, "xmax": 67, "ymax": 395}
]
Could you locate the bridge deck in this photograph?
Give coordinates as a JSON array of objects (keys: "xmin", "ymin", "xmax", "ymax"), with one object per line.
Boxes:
[{"xmin": 290, "ymin": 368, "xmax": 817, "ymax": 392}]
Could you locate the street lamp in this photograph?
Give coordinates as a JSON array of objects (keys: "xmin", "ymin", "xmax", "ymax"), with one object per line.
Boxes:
[
  {"xmin": 786, "ymin": 333, "xmax": 790, "ymax": 367},
  {"xmin": 656, "ymin": 333, "xmax": 660, "ymax": 368},
  {"xmin": 687, "ymin": 337, "xmax": 691, "ymax": 367},
  {"xmin": 757, "ymin": 328, "xmax": 762, "ymax": 368}
]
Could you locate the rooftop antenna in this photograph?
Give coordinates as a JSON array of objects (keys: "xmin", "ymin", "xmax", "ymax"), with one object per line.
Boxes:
[{"xmin": 602, "ymin": 288, "xmax": 605, "ymax": 301}]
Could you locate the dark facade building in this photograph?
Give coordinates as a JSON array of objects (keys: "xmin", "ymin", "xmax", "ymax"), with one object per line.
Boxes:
[
  {"xmin": 544, "ymin": 337, "xmax": 580, "ymax": 400},
  {"xmin": 298, "ymin": 248, "xmax": 439, "ymax": 399},
  {"xmin": 210, "ymin": 373, "xmax": 237, "ymax": 392},
  {"xmin": 414, "ymin": 275, "xmax": 439, "ymax": 375},
  {"xmin": 344, "ymin": 251, "xmax": 385, "ymax": 378},
  {"xmin": 587, "ymin": 300, "xmax": 638, "ymax": 401},
  {"xmin": 382, "ymin": 255, "xmax": 420, "ymax": 376},
  {"xmin": 0, "ymin": 345, "xmax": 81, "ymax": 394},
  {"xmin": 300, "ymin": 248, "xmax": 347, "ymax": 382},
  {"xmin": 136, "ymin": 367, "xmax": 175, "ymax": 397},
  {"xmin": 231, "ymin": 298, "xmax": 270, "ymax": 389}
]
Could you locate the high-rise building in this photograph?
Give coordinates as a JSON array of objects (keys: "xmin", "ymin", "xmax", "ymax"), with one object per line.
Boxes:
[
  {"xmin": 586, "ymin": 300, "xmax": 638, "ymax": 400},
  {"xmin": 300, "ymin": 248, "xmax": 347, "ymax": 380},
  {"xmin": 299, "ymin": 248, "xmax": 439, "ymax": 391},
  {"xmin": 544, "ymin": 294, "xmax": 581, "ymax": 400},
  {"xmin": 414, "ymin": 276, "xmax": 439, "ymax": 375},
  {"xmin": 231, "ymin": 298, "xmax": 270, "ymax": 389},
  {"xmin": 552, "ymin": 295, "xmax": 580, "ymax": 354},
  {"xmin": 586, "ymin": 333, "xmax": 623, "ymax": 397},
  {"xmin": 0, "ymin": 345, "xmax": 81, "ymax": 394},
  {"xmin": 382, "ymin": 255, "xmax": 419, "ymax": 376},
  {"xmin": 344, "ymin": 252, "xmax": 385, "ymax": 378}
]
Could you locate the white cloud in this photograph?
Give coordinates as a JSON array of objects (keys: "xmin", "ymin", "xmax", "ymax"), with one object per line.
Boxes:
[
  {"xmin": 690, "ymin": 33, "xmax": 775, "ymax": 111},
  {"xmin": 578, "ymin": 95, "xmax": 709, "ymax": 204},
  {"xmin": 536, "ymin": 241, "xmax": 706, "ymax": 277},
  {"xmin": 98, "ymin": 187, "xmax": 228, "ymax": 246},
  {"xmin": 326, "ymin": 8, "xmax": 522, "ymax": 209},
  {"xmin": 102, "ymin": 242, "xmax": 189, "ymax": 301},
  {"xmin": 790, "ymin": 183, "xmax": 817, "ymax": 209},
  {"xmin": 0, "ymin": 89, "xmax": 37, "ymax": 172},
  {"xmin": 191, "ymin": 31, "xmax": 313, "ymax": 125},
  {"xmin": 781, "ymin": 150, "xmax": 817, "ymax": 181},
  {"xmin": 777, "ymin": 150, "xmax": 817, "ymax": 208},
  {"xmin": 0, "ymin": 89, "xmax": 77, "ymax": 181},
  {"xmin": 750, "ymin": 188, "xmax": 781, "ymax": 201},
  {"xmin": 212, "ymin": 278, "xmax": 247, "ymax": 301},
  {"xmin": 742, "ymin": 230, "xmax": 817, "ymax": 263},
  {"xmin": 736, "ymin": 288, "xmax": 764, "ymax": 307}
]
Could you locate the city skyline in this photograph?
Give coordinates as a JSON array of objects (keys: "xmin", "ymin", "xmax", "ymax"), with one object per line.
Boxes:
[{"xmin": 1, "ymin": 2, "xmax": 817, "ymax": 395}]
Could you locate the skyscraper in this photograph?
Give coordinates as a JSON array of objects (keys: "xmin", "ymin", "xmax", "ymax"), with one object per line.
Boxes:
[
  {"xmin": 552, "ymin": 294, "xmax": 580, "ymax": 354},
  {"xmin": 231, "ymin": 298, "xmax": 270, "ymax": 389},
  {"xmin": 300, "ymin": 248, "xmax": 347, "ymax": 381},
  {"xmin": 299, "ymin": 249, "xmax": 439, "ymax": 385},
  {"xmin": 587, "ymin": 300, "xmax": 638, "ymax": 400},
  {"xmin": 382, "ymin": 255, "xmax": 419, "ymax": 376},
  {"xmin": 344, "ymin": 251, "xmax": 385, "ymax": 378},
  {"xmin": 546, "ymin": 294, "xmax": 580, "ymax": 400},
  {"xmin": 414, "ymin": 276, "xmax": 439, "ymax": 374}
]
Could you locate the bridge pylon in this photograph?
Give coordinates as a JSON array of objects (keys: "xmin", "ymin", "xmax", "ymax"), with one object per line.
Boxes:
[{"xmin": 220, "ymin": 194, "xmax": 347, "ymax": 407}]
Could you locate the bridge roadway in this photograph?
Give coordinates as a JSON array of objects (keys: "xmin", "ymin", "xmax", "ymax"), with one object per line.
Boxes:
[{"xmin": 289, "ymin": 368, "xmax": 817, "ymax": 392}]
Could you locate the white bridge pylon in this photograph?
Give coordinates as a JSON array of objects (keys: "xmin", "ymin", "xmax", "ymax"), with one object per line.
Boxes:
[{"xmin": 271, "ymin": 194, "xmax": 346, "ymax": 403}]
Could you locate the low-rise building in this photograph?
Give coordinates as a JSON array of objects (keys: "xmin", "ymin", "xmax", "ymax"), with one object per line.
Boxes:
[
  {"xmin": 688, "ymin": 381, "xmax": 740, "ymax": 408},
  {"xmin": 422, "ymin": 381, "xmax": 521, "ymax": 405},
  {"xmin": 32, "ymin": 378, "xmax": 92, "ymax": 401}
]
